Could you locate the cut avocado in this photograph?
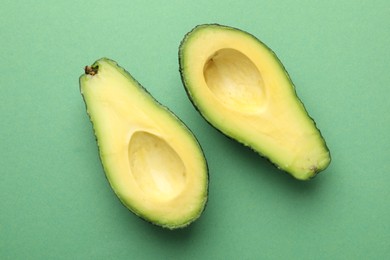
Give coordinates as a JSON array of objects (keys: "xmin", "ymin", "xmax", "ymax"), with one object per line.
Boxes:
[
  {"xmin": 179, "ymin": 24, "xmax": 330, "ymax": 180},
  {"xmin": 79, "ymin": 58, "xmax": 208, "ymax": 229}
]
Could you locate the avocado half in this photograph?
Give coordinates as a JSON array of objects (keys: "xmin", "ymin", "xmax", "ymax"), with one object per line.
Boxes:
[
  {"xmin": 79, "ymin": 58, "xmax": 208, "ymax": 229},
  {"xmin": 179, "ymin": 24, "xmax": 330, "ymax": 180}
]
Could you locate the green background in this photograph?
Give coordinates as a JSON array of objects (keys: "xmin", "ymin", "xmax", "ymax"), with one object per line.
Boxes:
[{"xmin": 1, "ymin": 1, "xmax": 389, "ymax": 259}]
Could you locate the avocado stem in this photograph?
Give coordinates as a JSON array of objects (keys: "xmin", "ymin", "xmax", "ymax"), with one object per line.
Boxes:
[{"xmin": 85, "ymin": 65, "xmax": 98, "ymax": 76}]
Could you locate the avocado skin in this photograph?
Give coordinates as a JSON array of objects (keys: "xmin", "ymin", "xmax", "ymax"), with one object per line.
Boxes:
[
  {"xmin": 178, "ymin": 24, "xmax": 331, "ymax": 180},
  {"xmin": 79, "ymin": 58, "xmax": 209, "ymax": 229}
]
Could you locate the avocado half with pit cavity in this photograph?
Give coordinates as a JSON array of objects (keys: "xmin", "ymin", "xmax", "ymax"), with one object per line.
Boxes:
[
  {"xmin": 179, "ymin": 24, "xmax": 330, "ymax": 180},
  {"xmin": 79, "ymin": 58, "xmax": 208, "ymax": 229}
]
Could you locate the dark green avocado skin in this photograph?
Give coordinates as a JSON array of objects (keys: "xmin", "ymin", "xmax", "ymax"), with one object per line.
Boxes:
[
  {"xmin": 80, "ymin": 58, "xmax": 209, "ymax": 229},
  {"xmin": 178, "ymin": 24, "xmax": 331, "ymax": 180}
]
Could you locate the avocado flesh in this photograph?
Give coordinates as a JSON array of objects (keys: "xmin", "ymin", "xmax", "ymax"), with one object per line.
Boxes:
[
  {"xmin": 179, "ymin": 24, "xmax": 330, "ymax": 180},
  {"xmin": 79, "ymin": 58, "xmax": 208, "ymax": 229}
]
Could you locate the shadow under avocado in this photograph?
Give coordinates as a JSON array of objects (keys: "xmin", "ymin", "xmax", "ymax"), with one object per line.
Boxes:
[
  {"xmin": 221, "ymin": 135, "xmax": 328, "ymax": 196},
  {"xmin": 144, "ymin": 217, "xmax": 199, "ymax": 242}
]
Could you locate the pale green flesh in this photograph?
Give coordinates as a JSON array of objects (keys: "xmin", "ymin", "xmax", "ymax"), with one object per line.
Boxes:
[
  {"xmin": 80, "ymin": 58, "xmax": 208, "ymax": 229},
  {"xmin": 179, "ymin": 24, "xmax": 331, "ymax": 180}
]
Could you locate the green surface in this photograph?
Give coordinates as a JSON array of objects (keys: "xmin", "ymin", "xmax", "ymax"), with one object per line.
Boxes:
[{"xmin": 1, "ymin": 0, "xmax": 389, "ymax": 259}]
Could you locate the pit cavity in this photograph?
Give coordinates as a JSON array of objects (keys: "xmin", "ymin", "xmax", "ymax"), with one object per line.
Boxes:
[
  {"xmin": 128, "ymin": 131, "xmax": 186, "ymax": 200},
  {"xmin": 203, "ymin": 48, "xmax": 266, "ymax": 113}
]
